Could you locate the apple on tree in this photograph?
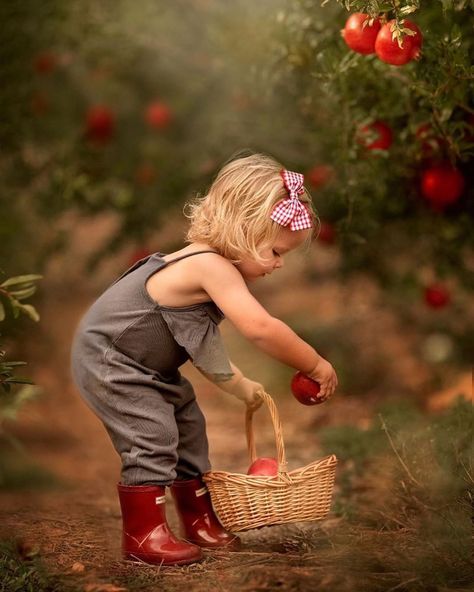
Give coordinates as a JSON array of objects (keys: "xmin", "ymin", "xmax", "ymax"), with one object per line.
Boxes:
[
  {"xmin": 307, "ymin": 164, "xmax": 334, "ymax": 189},
  {"xmin": 34, "ymin": 51, "xmax": 58, "ymax": 74},
  {"xmin": 342, "ymin": 13, "xmax": 381, "ymax": 55},
  {"xmin": 85, "ymin": 105, "xmax": 115, "ymax": 144},
  {"xmin": 424, "ymin": 284, "xmax": 451, "ymax": 309},
  {"xmin": 375, "ymin": 19, "xmax": 422, "ymax": 66},
  {"xmin": 420, "ymin": 164, "xmax": 465, "ymax": 209},
  {"xmin": 415, "ymin": 123, "xmax": 444, "ymax": 158},
  {"xmin": 145, "ymin": 101, "xmax": 173, "ymax": 130},
  {"xmin": 356, "ymin": 120, "xmax": 393, "ymax": 151},
  {"xmin": 317, "ymin": 221, "xmax": 337, "ymax": 245}
]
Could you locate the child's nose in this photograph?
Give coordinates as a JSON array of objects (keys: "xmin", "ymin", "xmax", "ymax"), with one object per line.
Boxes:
[{"xmin": 274, "ymin": 258, "xmax": 283, "ymax": 269}]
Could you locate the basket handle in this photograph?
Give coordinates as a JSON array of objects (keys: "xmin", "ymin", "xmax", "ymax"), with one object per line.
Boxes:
[{"xmin": 245, "ymin": 390, "xmax": 289, "ymax": 475}]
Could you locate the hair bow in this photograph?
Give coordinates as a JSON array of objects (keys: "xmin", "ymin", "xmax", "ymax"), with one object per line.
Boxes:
[{"xmin": 270, "ymin": 170, "xmax": 312, "ymax": 231}]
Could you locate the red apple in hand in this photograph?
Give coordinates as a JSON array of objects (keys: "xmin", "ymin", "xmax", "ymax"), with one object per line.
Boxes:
[
  {"xmin": 291, "ymin": 372, "xmax": 323, "ymax": 405},
  {"xmin": 247, "ymin": 457, "xmax": 278, "ymax": 476}
]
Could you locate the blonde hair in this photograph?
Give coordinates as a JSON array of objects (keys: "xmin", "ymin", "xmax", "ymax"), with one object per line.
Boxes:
[{"xmin": 185, "ymin": 152, "xmax": 317, "ymax": 262}]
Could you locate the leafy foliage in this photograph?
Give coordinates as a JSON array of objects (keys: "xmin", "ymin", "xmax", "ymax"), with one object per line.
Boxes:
[
  {"xmin": 0, "ymin": 0, "xmax": 289, "ymax": 274},
  {"xmin": 0, "ymin": 275, "xmax": 41, "ymax": 424},
  {"xmin": 267, "ymin": 0, "xmax": 473, "ymax": 363},
  {"xmin": 0, "ymin": 540, "xmax": 79, "ymax": 592}
]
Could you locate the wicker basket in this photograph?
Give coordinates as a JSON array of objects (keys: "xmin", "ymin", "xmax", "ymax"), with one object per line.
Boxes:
[{"xmin": 203, "ymin": 391, "xmax": 337, "ymax": 532}]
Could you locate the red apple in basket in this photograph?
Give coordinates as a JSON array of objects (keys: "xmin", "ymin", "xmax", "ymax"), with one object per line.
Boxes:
[
  {"xmin": 291, "ymin": 372, "xmax": 323, "ymax": 405},
  {"xmin": 247, "ymin": 457, "xmax": 278, "ymax": 476}
]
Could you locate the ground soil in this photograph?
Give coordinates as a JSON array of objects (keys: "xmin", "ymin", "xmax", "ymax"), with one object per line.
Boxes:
[{"xmin": 1, "ymin": 231, "xmax": 470, "ymax": 592}]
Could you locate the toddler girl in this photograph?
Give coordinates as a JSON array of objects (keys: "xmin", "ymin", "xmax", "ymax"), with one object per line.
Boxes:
[{"xmin": 70, "ymin": 152, "xmax": 338, "ymax": 566}]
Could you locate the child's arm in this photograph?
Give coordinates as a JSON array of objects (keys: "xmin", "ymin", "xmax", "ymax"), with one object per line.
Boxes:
[
  {"xmin": 194, "ymin": 362, "xmax": 264, "ymax": 411},
  {"xmin": 197, "ymin": 255, "xmax": 338, "ymax": 399}
]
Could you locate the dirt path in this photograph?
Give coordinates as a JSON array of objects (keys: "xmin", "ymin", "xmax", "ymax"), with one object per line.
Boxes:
[
  {"xmin": 2, "ymin": 242, "xmax": 467, "ymax": 591},
  {"xmin": 1, "ymin": 285, "xmax": 352, "ymax": 592}
]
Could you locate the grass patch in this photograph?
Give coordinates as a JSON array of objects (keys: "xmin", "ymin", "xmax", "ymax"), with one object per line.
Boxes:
[
  {"xmin": 316, "ymin": 398, "xmax": 474, "ymax": 590},
  {"xmin": 0, "ymin": 540, "xmax": 79, "ymax": 592}
]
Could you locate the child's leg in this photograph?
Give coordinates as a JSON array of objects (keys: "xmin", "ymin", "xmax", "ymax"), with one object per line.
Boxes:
[
  {"xmin": 172, "ymin": 376, "xmax": 211, "ymax": 479},
  {"xmin": 169, "ymin": 377, "xmax": 240, "ymax": 549},
  {"xmin": 102, "ymin": 387, "xmax": 179, "ymax": 485},
  {"xmin": 76, "ymin": 353, "xmax": 184, "ymax": 485},
  {"xmin": 73, "ymin": 352, "xmax": 204, "ymax": 564}
]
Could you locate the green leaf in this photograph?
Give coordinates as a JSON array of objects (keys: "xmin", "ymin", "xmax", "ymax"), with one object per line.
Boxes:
[
  {"xmin": 3, "ymin": 361, "xmax": 28, "ymax": 368},
  {"xmin": 402, "ymin": 27, "xmax": 416, "ymax": 37},
  {"xmin": 19, "ymin": 304, "xmax": 40, "ymax": 322},
  {"xmin": 400, "ymin": 5, "xmax": 418, "ymax": 15},
  {"xmin": 6, "ymin": 377, "xmax": 33, "ymax": 385},
  {"xmin": 0, "ymin": 301, "xmax": 4, "ymax": 322},
  {"xmin": 9, "ymin": 286, "xmax": 37, "ymax": 300},
  {"xmin": 0, "ymin": 274, "xmax": 42, "ymax": 288}
]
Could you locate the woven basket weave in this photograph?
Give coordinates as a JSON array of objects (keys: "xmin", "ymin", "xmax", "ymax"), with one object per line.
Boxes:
[{"xmin": 203, "ymin": 391, "xmax": 337, "ymax": 532}]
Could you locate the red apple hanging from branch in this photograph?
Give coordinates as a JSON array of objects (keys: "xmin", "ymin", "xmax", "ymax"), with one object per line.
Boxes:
[
  {"xmin": 307, "ymin": 164, "xmax": 335, "ymax": 189},
  {"xmin": 375, "ymin": 19, "xmax": 422, "ymax": 66},
  {"xmin": 341, "ymin": 13, "xmax": 423, "ymax": 67},
  {"xmin": 33, "ymin": 51, "xmax": 58, "ymax": 75},
  {"xmin": 356, "ymin": 120, "xmax": 393, "ymax": 151},
  {"xmin": 415, "ymin": 123, "xmax": 445, "ymax": 159},
  {"xmin": 85, "ymin": 105, "xmax": 115, "ymax": 144},
  {"xmin": 317, "ymin": 221, "xmax": 337, "ymax": 245},
  {"xmin": 420, "ymin": 164, "xmax": 465, "ymax": 210},
  {"xmin": 145, "ymin": 101, "xmax": 173, "ymax": 130},
  {"xmin": 342, "ymin": 13, "xmax": 381, "ymax": 55},
  {"xmin": 424, "ymin": 284, "xmax": 451, "ymax": 309}
]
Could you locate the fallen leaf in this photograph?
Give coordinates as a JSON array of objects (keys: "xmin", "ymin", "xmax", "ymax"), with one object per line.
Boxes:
[
  {"xmin": 71, "ymin": 561, "xmax": 86, "ymax": 572},
  {"xmin": 16, "ymin": 540, "xmax": 41, "ymax": 560}
]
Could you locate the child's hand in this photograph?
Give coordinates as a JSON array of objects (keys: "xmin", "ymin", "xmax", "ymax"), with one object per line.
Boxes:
[
  {"xmin": 222, "ymin": 376, "xmax": 265, "ymax": 411},
  {"xmin": 307, "ymin": 356, "xmax": 338, "ymax": 402}
]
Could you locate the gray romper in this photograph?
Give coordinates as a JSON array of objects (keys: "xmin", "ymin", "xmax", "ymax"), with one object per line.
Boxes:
[{"xmin": 70, "ymin": 251, "xmax": 234, "ymax": 486}]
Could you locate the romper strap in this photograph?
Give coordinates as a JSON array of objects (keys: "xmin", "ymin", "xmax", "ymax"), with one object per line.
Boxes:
[
  {"xmin": 161, "ymin": 250, "xmax": 219, "ymax": 268},
  {"xmin": 113, "ymin": 249, "xmax": 219, "ymax": 286}
]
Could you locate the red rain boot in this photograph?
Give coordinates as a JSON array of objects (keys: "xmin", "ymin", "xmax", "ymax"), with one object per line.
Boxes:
[
  {"xmin": 170, "ymin": 477, "xmax": 241, "ymax": 550},
  {"xmin": 117, "ymin": 483, "xmax": 203, "ymax": 565}
]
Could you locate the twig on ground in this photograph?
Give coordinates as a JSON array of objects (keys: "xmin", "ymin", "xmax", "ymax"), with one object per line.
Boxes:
[
  {"xmin": 387, "ymin": 577, "xmax": 419, "ymax": 591},
  {"xmin": 379, "ymin": 414, "xmax": 422, "ymax": 486}
]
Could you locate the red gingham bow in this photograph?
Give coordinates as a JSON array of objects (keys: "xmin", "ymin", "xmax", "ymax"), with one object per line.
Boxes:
[{"xmin": 270, "ymin": 170, "xmax": 313, "ymax": 231}]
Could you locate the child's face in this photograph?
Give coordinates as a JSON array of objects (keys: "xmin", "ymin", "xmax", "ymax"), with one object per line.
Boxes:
[{"xmin": 235, "ymin": 227, "xmax": 311, "ymax": 282}]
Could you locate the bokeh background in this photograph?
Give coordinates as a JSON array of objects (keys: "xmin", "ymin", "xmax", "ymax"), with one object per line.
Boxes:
[{"xmin": 1, "ymin": 1, "xmax": 472, "ymax": 591}]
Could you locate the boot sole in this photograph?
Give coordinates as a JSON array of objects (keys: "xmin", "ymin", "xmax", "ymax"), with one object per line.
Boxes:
[
  {"xmin": 124, "ymin": 553, "xmax": 202, "ymax": 566},
  {"xmin": 186, "ymin": 539, "xmax": 242, "ymax": 551}
]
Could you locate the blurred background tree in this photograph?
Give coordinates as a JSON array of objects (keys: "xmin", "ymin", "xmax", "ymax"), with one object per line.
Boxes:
[
  {"xmin": 266, "ymin": 0, "xmax": 473, "ymax": 373},
  {"xmin": 272, "ymin": 0, "xmax": 473, "ymax": 284},
  {"xmin": 1, "ymin": 0, "xmax": 292, "ymax": 274},
  {"xmin": 0, "ymin": 0, "xmax": 472, "ymax": 371}
]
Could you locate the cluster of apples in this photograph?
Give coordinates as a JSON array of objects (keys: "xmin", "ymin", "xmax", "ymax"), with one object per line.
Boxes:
[
  {"xmin": 355, "ymin": 119, "xmax": 465, "ymax": 209},
  {"xmin": 342, "ymin": 13, "xmax": 423, "ymax": 66}
]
